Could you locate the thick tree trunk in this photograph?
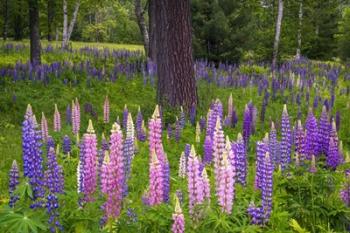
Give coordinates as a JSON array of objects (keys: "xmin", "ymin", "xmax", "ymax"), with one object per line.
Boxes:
[
  {"xmin": 135, "ymin": 0, "xmax": 149, "ymax": 56},
  {"xmin": 272, "ymin": 0, "xmax": 284, "ymax": 70},
  {"xmin": 62, "ymin": 0, "xmax": 80, "ymax": 49},
  {"xmin": 148, "ymin": 0, "xmax": 157, "ymax": 61},
  {"xmin": 3, "ymin": 0, "xmax": 8, "ymax": 40},
  {"xmin": 296, "ymin": 0, "xmax": 303, "ymax": 59},
  {"xmin": 155, "ymin": 0, "xmax": 197, "ymax": 110},
  {"xmin": 47, "ymin": 0, "xmax": 55, "ymax": 41},
  {"xmin": 29, "ymin": 0, "xmax": 41, "ymax": 65}
]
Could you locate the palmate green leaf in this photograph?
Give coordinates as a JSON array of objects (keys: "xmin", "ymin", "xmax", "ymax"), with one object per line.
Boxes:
[{"xmin": 289, "ymin": 219, "xmax": 310, "ymax": 233}]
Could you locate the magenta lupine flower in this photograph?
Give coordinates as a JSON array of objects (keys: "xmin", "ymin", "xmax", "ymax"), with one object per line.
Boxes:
[
  {"xmin": 233, "ymin": 133, "xmax": 247, "ymax": 186},
  {"xmin": 53, "ymin": 104, "xmax": 61, "ymax": 132},
  {"xmin": 72, "ymin": 99, "xmax": 81, "ymax": 135},
  {"xmin": 148, "ymin": 105, "xmax": 163, "ymax": 157},
  {"xmin": 327, "ymin": 137, "xmax": 341, "ymax": 169},
  {"xmin": 340, "ymin": 170, "xmax": 350, "ymax": 207},
  {"xmin": 319, "ymin": 105, "xmax": 330, "ymax": 154},
  {"xmin": 294, "ymin": 120, "xmax": 306, "ymax": 163},
  {"xmin": 255, "ymin": 136, "xmax": 269, "ymax": 190},
  {"xmin": 103, "ymin": 96, "xmax": 110, "ymax": 123},
  {"xmin": 309, "ymin": 155, "xmax": 317, "ymax": 173},
  {"xmin": 187, "ymin": 146, "xmax": 204, "ymax": 214},
  {"xmin": 81, "ymin": 120, "xmax": 98, "ymax": 202},
  {"xmin": 9, "ymin": 160, "xmax": 20, "ymax": 207},
  {"xmin": 213, "ymin": 118, "xmax": 225, "ymax": 192},
  {"xmin": 172, "ymin": 197, "xmax": 185, "ymax": 233},
  {"xmin": 201, "ymin": 168, "xmax": 211, "ymax": 201},
  {"xmin": 280, "ymin": 105, "xmax": 291, "ymax": 170},
  {"xmin": 41, "ymin": 112, "xmax": 49, "ymax": 142},
  {"xmin": 148, "ymin": 150, "xmax": 164, "ymax": 206},
  {"xmin": 305, "ymin": 108, "xmax": 319, "ymax": 158},
  {"xmin": 269, "ymin": 122, "xmax": 279, "ymax": 165},
  {"xmin": 217, "ymin": 147, "xmax": 235, "ymax": 214},
  {"xmin": 243, "ymin": 104, "xmax": 251, "ymax": 147}
]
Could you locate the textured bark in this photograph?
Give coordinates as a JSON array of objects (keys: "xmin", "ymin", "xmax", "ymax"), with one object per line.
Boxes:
[
  {"xmin": 272, "ymin": 0, "xmax": 284, "ymax": 70},
  {"xmin": 47, "ymin": 0, "xmax": 55, "ymax": 41},
  {"xmin": 62, "ymin": 0, "xmax": 80, "ymax": 49},
  {"xmin": 3, "ymin": 0, "xmax": 8, "ymax": 40},
  {"xmin": 155, "ymin": 0, "xmax": 197, "ymax": 110},
  {"xmin": 135, "ymin": 0, "xmax": 149, "ymax": 56},
  {"xmin": 296, "ymin": 0, "xmax": 303, "ymax": 59},
  {"xmin": 29, "ymin": 0, "xmax": 41, "ymax": 65},
  {"xmin": 148, "ymin": 0, "xmax": 157, "ymax": 61}
]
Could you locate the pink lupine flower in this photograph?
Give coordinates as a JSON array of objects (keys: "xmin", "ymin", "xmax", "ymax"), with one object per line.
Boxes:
[
  {"xmin": 202, "ymin": 168, "xmax": 211, "ymax": 201},
  {"xmin": 103, "ymin": 96, "xmax": 110, "ymax": 123},
  {"xmin": 148, "ymin": 105, "xmax": 163, "ymax": 157},
  {"xmin": 148, "ymin": 150, "xmax": 164, "ymax": 206},
  {"xmin": 213, "ymin": 117, "xmax": 225, "ymax": 193},
  {"xmin": 41, "ymin": 112, "xmax": 49, "ymax": 142},
  {"xmin": 172, "ymin": 196, "xmax": 185, "ymax": 233},
  {"xmin": 72, "ymin": 98, "xmax": 81, "ymax": 135},
  {"xmin": 178, "ymin": 152, "xmax": 187, "ymax": 178},
  {"xmin": 53, "ymin": 104, "xmax": 61, "ymax": 132}
]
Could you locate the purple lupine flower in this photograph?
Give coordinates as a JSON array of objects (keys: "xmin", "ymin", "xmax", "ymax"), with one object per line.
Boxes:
[
  {"xmin": 328, "ymin": 120, "xmax": 339, "ymax": 155},
  {"xmin": 162, "ymin": 156, "xmax": 170, "ymax": 203},
  {"xmin": 81, "ymin": 120, "xmax": 98, "ymax": 202},
  {"xmin": 201, "ymin": 168, "xmax": 211, "ymax": 201},
  {"xmin": 148, "ymin": 150, "xmax": 164, "ymax": 205},
  {"xmin": 22, "ymin": 104, "xmax": 45, "ymax": 201},
  {"xmin": 294, "ymin": 120, "xmax": 306, "ymax": 164},
  {"xmin": 305, "ymin": 108, "xmax": 319, "ymax": 158},
  {"xmin": 122, "ymin": 105, "xmax": 128, "ymax": 129},
  {"xmin": 280, "ymin": 105, "xmax": 291, "ymax": 170},
  {"xmin": 103, "ymin": 96, "xmax": 110, "ymax": 123},
  {"xmin": 66, "ymin": 104, "xmax": 71, "ymax": 125},
  {"xmin": 243, "ymin": 105, "xmax": 251, "ymax": 148},
  {"xmin": 189, "ymin": 103, "xmax": 196, "ymax": 126},
  {"xmin": 136, "ymin": 107, "xmax": 146, "ymax": 142},
  {"xmin": 203, "ymin": 135, "xmax": 213, "ymax": 164},
  {"xmin": 234, "ymin": 133, "xmax": 247, "ymax": 186},
  {"xmin": 327, "ymin": 137, "xmax": 341, "ymax": 169},
  {"xmin": 62, "ymin": 135, "xmax": 71, "ymax": 155},
  {"xmin": 46, "ymin": 194, "xmax": 63, "ymax": 233},
  {"xmin": 53, "ymin": 104, "xmax": 61, "ymax": 132},
  {"xmin": 187, "ymin": 146, "xmax": 204, "ymax": 214},
  {"xmin": 318, "ymin": 106, "xmax": 330, "ymax": 155},
  {"xmin": 45, "ymin": 147, "xmax": 64, "ymax": 194},
  {"xmin": 9, "ymin": 160, "xmax": 20, "ymax": 207},
  {"xmin": 217, "ymin": 145, "xmax": 235, "ymax": 214},
  {"xmin": 101, "ymin": 133, "xmax": 109, "ymax": 152},
  {"xmin": 269, "ymin": 122, "xmax": 279, "ymax": 165},
  {"xmin": 172, "ymin": 197, "xmax": 185, "ymax": 233},
  {"xmin": 123, "ymin": 113, "xmax": 134, "ymax": 197},
  {"xmin": 255, "ymin": 136, "xmax": 269, "ymax": 190},
  {"xmin": 41, "ymin": 112, "xmax": 49, "ymax": 143},
  {"xmin": 206, "ymin": 109, "xmax": 217, "ymax": 138},
  {"xmin": 213, "ymin": 118, "xmax": 225, "ymax": 192},
  {"xmin": 247, "ymin": 203, "xmax": 263, "ymax": 225},
  {"xmin": 261, "ymin": 152, "xmax": 273, "ymax": 223},
  {"xmin": 340, "ymin": 170, "xmax": 350, "ymax": 207}
]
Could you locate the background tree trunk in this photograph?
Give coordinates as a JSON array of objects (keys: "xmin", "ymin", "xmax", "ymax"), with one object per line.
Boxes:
[
  {"xmin": 47, "ymin": 0, "xmax": 55, "ymax": 41},
  {"xmin": 148, "ymin": 0, "xmax": 157, "ymax": 61},
  {"xmin": 272, "ymin": 0, "xmax": 284, "ymax": 70},
  {"xmin": 3, "ymin": 0, "xmax": 8, "ymax": 40},
  {"xmin": 29, "ymin": 0, "xmax": 41, "ymax": 65},
  {"xmin": 155, "ymin": 0, "xmax": 197, "ymax": 110},
  {"xmin": 62, "ymin": 0, "xmax": 80, "ymax": 49},
  {"xmin": 135, "ymin": 0, "xmax": 149, "ymax": 56},
  {"xmin": 296, "ymin": 0, "xmax": 303, "ymax": 59}
]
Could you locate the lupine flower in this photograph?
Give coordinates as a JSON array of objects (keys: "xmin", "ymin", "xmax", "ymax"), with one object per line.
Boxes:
[
  {"xmin": 195, "ymin": 121, "xmax": 201, "ymax": 143},
  {"xmin": 175, "ymin": 118, "xmax": 181, "ymax": 142},
  {"xmin": 248, "ymin": 101, "xmax": 257, "ymax": 134},
  {"xmin": 62, "ymin": 135, "xmax": 71, "ymax": 155},
  {"xmin": 243, "ymin": 105, "xmax": 251, "ymax": 147},
  {"xmin": 189, "ymin": 104, "xmax": 196, "ymax": 126},
  {"xmin": 172, "ymin": 196, "xmax": 185, "ymax": 233},
  {"xmin": 327, "ymin": 137, "xmax": 341, "ymax": 169},
  {"xmin": 103, "ymin": 96, "xmax": 110, "ymax": 123},
  {"xmin": 136, "ymin": 106, "xmax": 146, "ymax": 142},
  {"xmin": 9, "ymin": 160, "xmax": 20, "ymax": 208},
  {"xmin": 148, "ymin": 150, "xmax": 164, "ymax": 206},
  {"xmin": 224, "ymin": 93, "xmax": 234, "ymax": 127},
  {"xmin": 269, "ymin": 122, "xmax": 279, "ymax": 165},
  {"xmin": 280, "ymin": 104, "xmax": 291, "ymax": 170},
  {"xmin": 162, "ymin": 156, "xmax": 170, "ymax": 203},
  {"xmin": 22, "ymin": 104, "xmax": 45, "ymax": 201},
  {"xmin": 294, "ymin": 120, "xmax": 306, "ymax": 163},
  {"xmin": 187, "ymin": 146, "xmax": 204, "ymax": 214},
  {"xmin": 179, "ymin": 106, "xmax": 186, "ymax": 129},
  {"xmin": 81, "ymin": 120, "xmax": 97, "ymax": 202},
  {"xmin": 41, "ymin": 112, "xmax": 49, "ymax": 142},
  {"xmin": 328, "ymin": 120, "xmax": 339, "ymax": 155},
  {"xmin": 53, "ymin": 104, "xmax": 61, "ymax": 132},
  {"xmin": 101, "ymin": 133, "xmax": 109, "ymax": 152},
  {"xmin": 45, "ymin": 147, "xmax": 64, "ymax": 194},
  {"xmin": 201, "ymin": 168, "xmax": 211, "ymax": 201},
  {"xmin": 72, "ymin": 99, "xmax": 81, "ymax": 135},
  {"xmin": 178, "ymin": 152, "xmax": 187, "ymax": 178},
  {"xmin": 305, "ymin": 108, "xmax": 319, "ymax": 158},
  {"xmin": 203, "ymin": 135, "xmax": 213, "ymax": 164},
  {"xmin": 213, "ymin": 117, "xmax": 225, "ymax": 192},
  {"xmin": 309, "ymin": 155, "xmax": 317, "ymax": 173},
  {"xmin": 206, "ymin": 109, "xmax": 216, "ymax": 138},
  {"xmin": 123, "ymin": 113, "xmax": 135, "ymax": 196},
  {"xmin": 233, "ymin": 133, "xmax": 247, "ymax": 186},
  {"xmin": 148, "ymin": 105, "xmax": 163, "ymax": 157},
  {"xmin": 217, "ymin": 146, "xmax": 235, "ymax": 214},
  {"xmin": 261, "ymin": 152, "xmax": 273, "ymax": 223},
  {"xmin": 340, "ymin": 170, "xmax": 350, "ymax": 207},
  {"xmin": 123, "ymin": 105, "xmax": 128, "ymax": 129},
  {"xmin": 247, "ymin": 203, "xmax": 263, "ymax": 225},
  {"xmin": 46, "ymin": 194, "xmax": 63, "ymax": 233},
  {"xmin": 255, "ymin": 135, "xmax": 269, "ymax": 190}
]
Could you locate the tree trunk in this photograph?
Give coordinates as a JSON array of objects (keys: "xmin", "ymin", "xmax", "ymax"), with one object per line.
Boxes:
[
  {"xmin": 135, "ymin": 0, "xmax": 149, "ymax": 56},
  {"xmin": 148, "ymin": 0, "xmax": 157, "ymax": 61},
  {"xmin": 272, "ymin": 0, "xmax": 284, "ymax": 70},
  {"xmin": 296, "ymin": 0, "xmax": 303, "ymax": 59},
  {"xmin": 155, "ymin": 0, "xmax": 197, "ymax": 110},
  {"xmin": 3, "ymin": 0, "xmax": 8, "ymax": 40},
  {"xmin": 62, "ymin": 0, "xmax": 80, "ymax": 49},
  {"xmin": 47, "ymin": 0, "xmax": 55, "ymax": 41},
  {"xmin": 29, "ymin": 0, "xmax": 41, "ymax": 65}
]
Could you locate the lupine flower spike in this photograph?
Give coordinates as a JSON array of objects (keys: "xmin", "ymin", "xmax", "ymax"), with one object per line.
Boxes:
[
  {"xmin": 172, "ymin": 196, "xmax": 185, "ymax": 233},
  {"xmin": 195, "ymin": 121, "xmax": 201, "ymax": 143},
  {"xmin": 280, "ymin": 104, "xmax": 291, "ymax": 170},
  {"xmin": 9, "ymin": 160, "xmax": 20, "ymax": 207},
  {"xmin": 41, "ymin": 112, "xmax": 49, "ymax": 142},
  {"xmin": 54, "ymin": 104, "xmax": 61, "ymax": 132}
]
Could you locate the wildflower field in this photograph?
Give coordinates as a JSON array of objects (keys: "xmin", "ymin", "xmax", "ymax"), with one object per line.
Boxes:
[{"xmin": 1, "ymin": 42, "xmax": 350, "ymax": 233}]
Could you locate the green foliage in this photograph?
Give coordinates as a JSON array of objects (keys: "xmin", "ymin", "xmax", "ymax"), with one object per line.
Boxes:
[{"xmin": 338, "ymin": 7, "xmax": 350, "ymax": 61}]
